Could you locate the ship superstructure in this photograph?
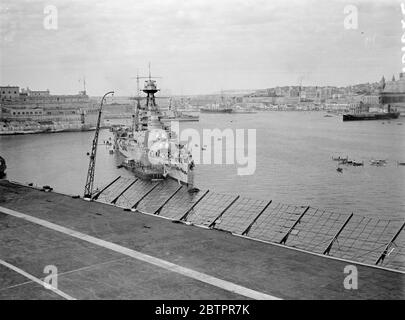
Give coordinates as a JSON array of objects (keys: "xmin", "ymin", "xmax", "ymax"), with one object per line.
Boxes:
[{"xmin": 114, "ymin": 72, "xmax": 195, "ymax": 186}]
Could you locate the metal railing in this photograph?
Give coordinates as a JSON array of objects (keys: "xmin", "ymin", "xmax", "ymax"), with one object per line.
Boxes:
[{"xmin": 95, "ymin": 176, "xmax": 405, "ymax": 272}]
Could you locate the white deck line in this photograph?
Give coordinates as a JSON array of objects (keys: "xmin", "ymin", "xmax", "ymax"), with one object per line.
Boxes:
[
  {"xmin": 0, "ymin": 206, "xmax": 281, "ymax": 300},
  {"xmin": 0, "ymin": 259, "xmax": 76, "ymax": 300}
]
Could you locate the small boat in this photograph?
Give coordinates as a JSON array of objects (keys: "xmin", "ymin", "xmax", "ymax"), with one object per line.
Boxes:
[
  {"xmin": 42, "ymin": 185, "xmax": 53, "ymax": 192},
  {"xmin": 370, "ymin": 159, "xmax": 387, "ymax": 166},
  {"xmin": 332, "ymin": 156, "xmax": 348, "ymax": 161},
  {"xmin": 352, "ymin": 161, "xmax": 364, "ymax": 166},
  {"xmin": 336, "ymin": 167, "xmax": 343, "ymax": 173},
  {"xmin": 397, "ymin": 162, "xmax": 405, "ymax": 166}
]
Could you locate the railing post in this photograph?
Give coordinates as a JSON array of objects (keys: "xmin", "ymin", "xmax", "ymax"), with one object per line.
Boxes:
[
  {"xmin": 323, "ymin": 213, "xmax": 353, "ymax": 255},
  {"xmin": 154, "ymin": 185, "xmax": 183, "ymax": 215},
  {"xmin": 180, "ymin": 190, "xmax": 210, "ymax": 221},
  {"xmin": 131, "ymin": 182, "xmax": 161, "ymax": 210},
  {"xmin": 92, "ymin": 176, "xmax": 121, "ymax": 200},
  {"xmin": 280, "ymin": 206, "xmax": 310, "ymax": 245},
  {"xmin": 375, "ymin": 220, "xmax": 405, "ymax": 265},
  {"xmin": 242, "ymin": 200, "xmax": 273, "ymax": 236},
  {"xmin": 111, "ymin": 179, "xmax": 138, "ymax": 204},
  {"xmin": 209, "ymin": 195, "xmax": 240, "ymax": 229}
]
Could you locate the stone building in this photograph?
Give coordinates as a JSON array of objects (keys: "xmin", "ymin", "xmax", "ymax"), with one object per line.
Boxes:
[
  {"xmin": 380, "ymin": 72, "xmax": 405, "ymax": 114},
  {"xmin": 0, "ymin": 86, "xmax": 20, "ymax": 101}
]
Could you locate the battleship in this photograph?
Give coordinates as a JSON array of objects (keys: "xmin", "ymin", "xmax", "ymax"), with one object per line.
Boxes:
[{"xmin": 113, "ymin": 73, "xmax": 195, "ymax": 186}]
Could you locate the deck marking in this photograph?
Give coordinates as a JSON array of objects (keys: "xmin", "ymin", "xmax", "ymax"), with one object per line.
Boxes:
[
  {"xmin": 0, "ymin": 206, "xmax": 280, "ymax": 300},
  {"xmin": 0, "ymin": 257, "xmax": 131, "ymax": 292},
  {"xmin": 0, "ymin": 259, "xmax": 76, "ymax": 300}
]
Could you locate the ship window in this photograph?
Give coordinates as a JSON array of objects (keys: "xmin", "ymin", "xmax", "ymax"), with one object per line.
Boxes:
[{"xmin": 17, "ymin": 112, "xmax": 20, "ymax": 115}]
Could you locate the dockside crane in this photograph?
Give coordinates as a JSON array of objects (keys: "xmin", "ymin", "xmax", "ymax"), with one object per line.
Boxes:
[{"xmin": 83, "ymin": 91, "xmax": 114, "ymax": 200}]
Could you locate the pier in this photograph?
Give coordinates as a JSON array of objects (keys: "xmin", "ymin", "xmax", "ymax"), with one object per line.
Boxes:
[{"xmin": 0, "ymin": 179, "xmax": 403, "ymax": 300}]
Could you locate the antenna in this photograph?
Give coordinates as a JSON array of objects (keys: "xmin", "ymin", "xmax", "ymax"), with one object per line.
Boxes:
[
  {"xmin": 79, "ymin": 76, "xmax": 87, "ymax": 94},
  {"xmin": 148, "ymin": 62, "xmax": 151, "ymax": 80},
  {"xmin": 137, "ymin": 69, "xmax": 140, "ymax": 98}
]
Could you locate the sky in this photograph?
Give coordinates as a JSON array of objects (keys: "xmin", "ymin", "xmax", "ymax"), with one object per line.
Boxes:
[{"xmin": 0, "ymin": 0, "xmax": 403, "ymax": 95}]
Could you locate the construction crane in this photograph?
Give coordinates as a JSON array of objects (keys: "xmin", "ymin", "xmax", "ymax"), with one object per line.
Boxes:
[{"xmin": 83, "ymin": 91, "xmax": 114, "ymax": 200}]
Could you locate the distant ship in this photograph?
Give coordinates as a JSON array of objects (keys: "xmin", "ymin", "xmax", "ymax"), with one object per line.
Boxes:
[
  {"xmin": 113, "ymin": 73, "xmax": 195, "ymax": 186},
  {"xmin": 200, "ymin": 105, "xmax": 233, "ymax": 113},
  {"xmin": 161, "ymin": 99, "xmax": 199, "ymax": 122},
  {"xmin": 200, "ymin": 93, "xmax": 235, "ymax": 113},
  {"xmin": 343, "ymin": 105, "xmax": 400, "ymax": 121}
]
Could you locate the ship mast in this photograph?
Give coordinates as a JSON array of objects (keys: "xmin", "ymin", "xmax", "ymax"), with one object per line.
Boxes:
[
  {"xmin": 132, "ymin": 63, "xmax": 161, "ymax": 130},
  {"xmin": 133, "ymin": 71, "xmax": 141, "ymax": 131},
  {"xmin": 79, "ymin": 76, "xmax": 87, "ymax": 95},
  {"xmin": 143, "ymin": 63, "xmax": 162, "ymax": 112}
]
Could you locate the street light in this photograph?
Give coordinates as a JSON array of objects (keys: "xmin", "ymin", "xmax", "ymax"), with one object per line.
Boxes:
[{"xmin": 83, "ymin": 91, "xmax": 114, "ymax": 200}]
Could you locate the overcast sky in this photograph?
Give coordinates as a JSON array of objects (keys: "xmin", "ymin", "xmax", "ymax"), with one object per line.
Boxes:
[{"xmin": 0, "ymin": 0, "xmax": 402, "ymax": 95}]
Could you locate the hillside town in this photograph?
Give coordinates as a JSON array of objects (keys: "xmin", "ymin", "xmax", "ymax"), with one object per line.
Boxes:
[
  {"xmin": 180, "ymin": 73, "xmax": 405, "ymax": 115},
  {"xmin": 1, "ymin": 72, "xmax": 404, "ymax": 134}
]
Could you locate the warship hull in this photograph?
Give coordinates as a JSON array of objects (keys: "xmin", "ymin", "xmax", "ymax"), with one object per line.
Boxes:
[
  {"xmin": 200, "ymin": 108, "xmax": 233, "ymax": 113},
  {"xmin": 343, "ymin": 112, "xmax": 400, "ymax": 121}
]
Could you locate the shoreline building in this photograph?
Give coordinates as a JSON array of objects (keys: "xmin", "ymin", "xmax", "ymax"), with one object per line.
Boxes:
[
  {"xmin": 380, "ymin": 73, "xmax": 405, "ymax": 115},
  {"xmin": 0, "ymin": 86, "xmax": 100, "ymax": 135}
]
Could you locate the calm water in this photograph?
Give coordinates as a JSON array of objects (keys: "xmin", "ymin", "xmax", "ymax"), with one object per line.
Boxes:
[{"xmin": 1, "ymin": 112, "xmax": 404, "ymax": 219}]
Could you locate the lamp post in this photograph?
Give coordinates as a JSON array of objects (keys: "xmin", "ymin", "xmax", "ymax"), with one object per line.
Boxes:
[{"xmin": 83, "ymin": 91, "xmax": 114, "ymax": 200}]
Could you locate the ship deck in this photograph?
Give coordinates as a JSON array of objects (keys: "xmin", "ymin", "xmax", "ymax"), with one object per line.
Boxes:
[{"xmin": 0, "ymin": 180, "xmax": 403, "ymax": 300}]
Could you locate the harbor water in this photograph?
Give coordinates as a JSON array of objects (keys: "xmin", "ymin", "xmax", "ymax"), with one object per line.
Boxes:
[{"xmin": 1, "ymin": 111, "xmax": 404, "ymax": 219}]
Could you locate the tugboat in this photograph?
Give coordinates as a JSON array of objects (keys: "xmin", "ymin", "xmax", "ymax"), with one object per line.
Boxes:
[
  {"xmin": 0, "ymin": 156, "xmax": 6, "ymax": 178},
  {"xmin": 113, "ymin": 69, "xmax": 195, "ymax": 186}
]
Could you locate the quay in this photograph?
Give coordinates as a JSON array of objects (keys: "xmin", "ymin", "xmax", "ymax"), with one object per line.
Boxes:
[{"xmin": 0, "ymin": 180, "xmax": 404, "ymax": 300}]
